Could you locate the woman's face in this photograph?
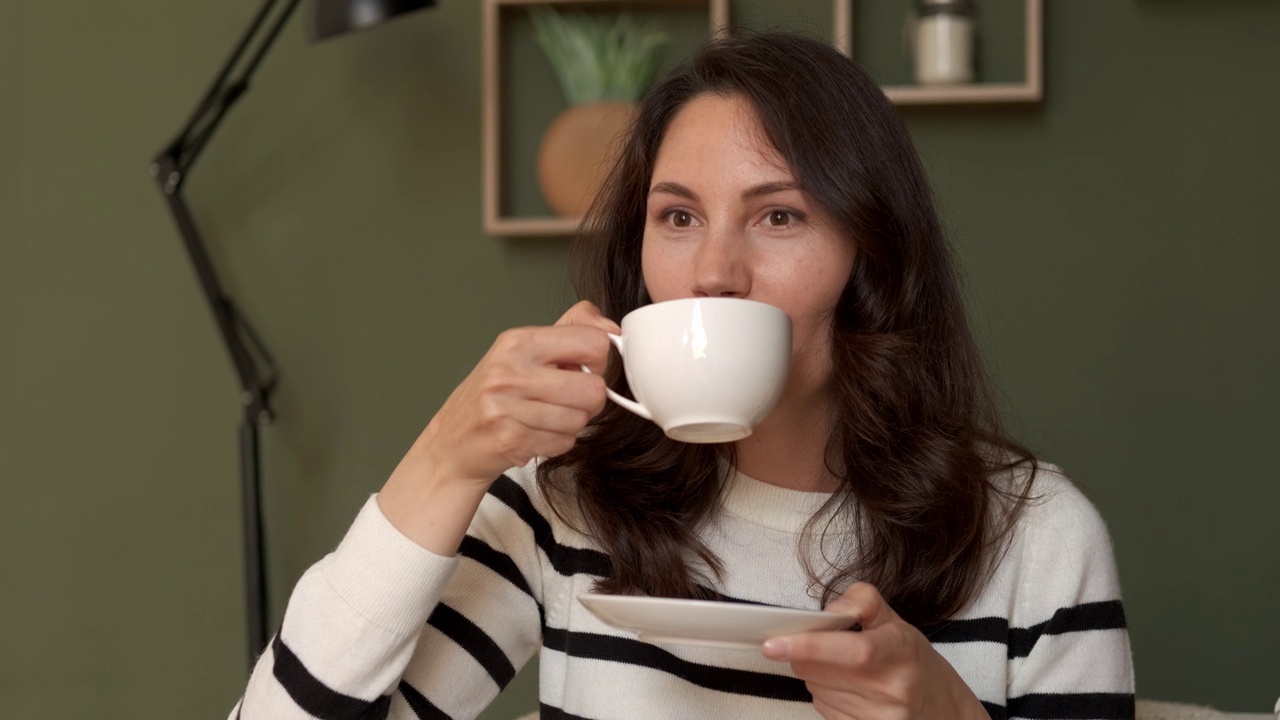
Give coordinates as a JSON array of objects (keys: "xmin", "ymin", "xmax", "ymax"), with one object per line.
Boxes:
[{"xmin": 641, "ymin": 92, "xmax": 856, "ymax": 404}]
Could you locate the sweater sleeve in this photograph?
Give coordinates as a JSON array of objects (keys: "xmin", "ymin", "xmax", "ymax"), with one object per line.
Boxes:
[
  {"xmin": 1004, "ymin": 468, "xmax": 1136, "ymax": 720},
  {"xmin": 229, "ymin": 464, "xmax": 546, "ymax": 720}
]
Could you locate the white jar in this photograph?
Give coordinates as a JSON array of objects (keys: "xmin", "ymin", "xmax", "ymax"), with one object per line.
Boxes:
[{"xmin": 911, "ymin": 0, "xmax": 975, "ymax": 86}]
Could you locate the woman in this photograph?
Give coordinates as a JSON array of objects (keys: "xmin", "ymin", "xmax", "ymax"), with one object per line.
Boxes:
[{"xmin": 232, "ymin": 32, "xmax": 1134, "ymax": 719}]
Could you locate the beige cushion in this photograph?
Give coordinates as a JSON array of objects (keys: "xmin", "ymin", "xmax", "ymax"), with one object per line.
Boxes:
[
  {"xmin": 515, "ymin": 700, "xmax": 1266, "ymax": 719},
  {"xmin": 1137, "ymin": 700, "xmax": 1229, "ymax": 720}
]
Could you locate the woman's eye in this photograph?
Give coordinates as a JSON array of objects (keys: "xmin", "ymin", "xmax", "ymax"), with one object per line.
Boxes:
[
  {"xmin": 767, "ymin": 210, "xmax": 792, "ymax": 227},
  {"xmin": 667, "ymin": 210, "xmax": 693, "ymax": 228}
]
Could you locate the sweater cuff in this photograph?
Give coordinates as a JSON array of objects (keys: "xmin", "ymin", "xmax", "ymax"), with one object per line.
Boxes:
[{"xmin": 323, "ymin": 494, "xmax": 459, "ymax": 637}]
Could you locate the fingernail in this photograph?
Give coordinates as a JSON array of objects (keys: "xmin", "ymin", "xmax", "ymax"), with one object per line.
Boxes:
[{"xmin": 761, "ymin": 638, "xmax": 791, "ymax": 660}]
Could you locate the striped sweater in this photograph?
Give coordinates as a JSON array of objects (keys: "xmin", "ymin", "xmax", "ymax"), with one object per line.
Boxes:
[{"xmin": 232, "ymin": 460, "xmax": 1135, "ymax": 719}]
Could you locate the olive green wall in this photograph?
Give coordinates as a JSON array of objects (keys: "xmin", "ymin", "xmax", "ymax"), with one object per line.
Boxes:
[{"xmin": 1, "ymin": 1, "xmax": 1275, "ymax": 716}]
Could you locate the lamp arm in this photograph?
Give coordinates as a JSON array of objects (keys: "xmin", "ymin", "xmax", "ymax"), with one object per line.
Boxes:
[
  {"xmin": 149, "ymin": 0, "xmax": 304, "ymax": 419},
  {"xmin": 155, "ymin": 0, "xmax": 305, "ymax": 179},
  {"xmin": 154, "ymin": 187, "xmax": 278, "ymax": 421}
]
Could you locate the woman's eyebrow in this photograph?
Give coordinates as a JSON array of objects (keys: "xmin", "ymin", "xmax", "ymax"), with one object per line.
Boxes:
[
  {"xmin": 648, "ymin": 180, "xmax": 800, "ymax": 201},
  {"xmin": 648, "ymin": 181, "xmax": 698, "ymax": 200},
  {"xmin": 742, "ymin": 181, "xmax": 800, "ymax": 199}
]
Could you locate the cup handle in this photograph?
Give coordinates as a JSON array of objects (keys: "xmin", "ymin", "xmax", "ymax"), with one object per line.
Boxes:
[{"xmin": 580, "ymin": 333, "xmax": 653, "ymax": 421}]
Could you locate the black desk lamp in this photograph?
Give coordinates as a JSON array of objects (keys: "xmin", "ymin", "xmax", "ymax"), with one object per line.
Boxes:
[{"xmin": 150, "ymin": 0, "xmax": 437, "ymax": 670}]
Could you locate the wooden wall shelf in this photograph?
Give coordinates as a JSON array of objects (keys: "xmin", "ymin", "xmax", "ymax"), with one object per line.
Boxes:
[
  {"xmin": 483, "ymin": 0, "xmax": 1042, "ymax": 237},
  {"xmin": 833, "ymin": 0, "xmax": 1043, "ymax": 106}
]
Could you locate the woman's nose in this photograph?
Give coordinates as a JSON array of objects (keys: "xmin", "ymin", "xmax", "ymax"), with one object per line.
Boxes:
[{"xmin": 691, "ymin": 226, "xmax": 750, "ymax": 298}]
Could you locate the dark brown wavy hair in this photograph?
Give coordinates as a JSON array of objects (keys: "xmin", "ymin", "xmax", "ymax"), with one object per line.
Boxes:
[{"xmin": 537, "ymin": 31, "xmax": 1038, "ymax": 630}]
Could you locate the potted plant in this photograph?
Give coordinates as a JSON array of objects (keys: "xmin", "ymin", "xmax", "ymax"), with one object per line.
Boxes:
[{"xmin": 530, "ymin": 8, "xmax": 669, "ymax": 217}]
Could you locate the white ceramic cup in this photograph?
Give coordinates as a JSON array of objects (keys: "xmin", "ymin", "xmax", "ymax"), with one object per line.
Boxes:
[{"xmin": 589, "ymin": 297, "xmax": 791, "ymax": 443}]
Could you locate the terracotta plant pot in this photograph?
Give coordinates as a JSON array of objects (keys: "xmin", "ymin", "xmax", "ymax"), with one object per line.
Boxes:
[{"xmin": 537, "ymin": 101, "xmax": 636, "ymax": 218}]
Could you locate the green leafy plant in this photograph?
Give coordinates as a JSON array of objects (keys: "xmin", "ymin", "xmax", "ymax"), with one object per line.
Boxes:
[{"xmin": 529, "ymin": 7, "xmax": 671, "ymax": 105}]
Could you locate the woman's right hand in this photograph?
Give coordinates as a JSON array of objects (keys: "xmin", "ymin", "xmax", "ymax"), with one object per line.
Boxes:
[
  {"xmin": 418, "ymin": 300, "xmax": 617, "ymax": 485},
  {"xmin": 377, "ymin": 301, "xmax": 618, "ymax": 554}
]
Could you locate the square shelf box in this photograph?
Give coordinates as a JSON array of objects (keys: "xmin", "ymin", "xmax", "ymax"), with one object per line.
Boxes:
[
  {"xmin": 833, "ymin": 0, "xmax": 1043, "ymax": 106},
  {"xmin": 483, "ymin": 0, "xmax": 730, "ymax": 237}
]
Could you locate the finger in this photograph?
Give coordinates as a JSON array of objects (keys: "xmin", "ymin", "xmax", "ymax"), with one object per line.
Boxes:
[
  {"xmin": 509, "ymin": 366, "xmax": 607, "ymax": 414},
  {"xmin": 492, "ymin": 423, "xmax": 580, "ymax": 464},
  {"xmin": 825, "ymin": 582, "xmax": 897, "ymax": 630},
  {"xmin": 809, "ymin": 693, "xmax": 843, "ymax": 720},
  {"xmin": 495, "ymin": 325, "xmax": 613, "ymax": 369},
  {"xmin": 809, "ymin": 690, "xmax": 872, "ymax": 720},
  {"xmin": 555, "ymin": 300, "xmax": 621, "ymax": 335},
  {"xmin": 554, "ymin": 303, "xmax": 620, "ymax": 376},
  {"xmin": 537, "ymin": 326, "xmax": 612, "ymax": 377},
  {"xmin": 763, "ymin": 629, "xmax": 889, "ymax": 671},
  {"xmin": 507, "ymin": 398, "xmax": 594, "ymax": 436},
  {"xmin": 520, "ymin": 426, "xmax": 581, "ymax": 459}
]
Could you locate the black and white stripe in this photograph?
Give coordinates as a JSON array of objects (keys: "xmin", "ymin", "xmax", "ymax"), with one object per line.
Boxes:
[
  {"xmin": 427, "ymin": 604, "xmax": 517, "ymax": 688},
  {"xmin": 1004, "ymin": 692, "xmax": 1136, "ymax": 719},
  {"xmin": 539, "ymin": 703, "xmax": 594, "ymax": 720},
  {"xmin": 487, "ymin": 474, "xmax": 776, "ymax": 605},
  {"xmin": 271, "ymin": 634, "xmax": 392, "ymax": 719},
  {"xmin": 929, "ymin": 600, "xmax": 1129, "ymax": 658},
  {"xmin": 544, "ymin": 626, "xmax": 810, "ymax": 703},
  {"xmin": 396, "ymin": 681, "xmax": 451, "ymax": 720},
  {"xmin": 487, "ymin": 474, "xmax": 612, "ymax": 580}
]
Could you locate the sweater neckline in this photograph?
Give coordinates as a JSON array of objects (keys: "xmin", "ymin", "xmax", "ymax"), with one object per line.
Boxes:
[{"xmin": 718, "ymin": 467, "xmax": 849, "ymax": 534}]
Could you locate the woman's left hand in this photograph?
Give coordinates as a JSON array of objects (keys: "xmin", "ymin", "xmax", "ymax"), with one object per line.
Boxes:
[{"xmin": 762, "ymin": 583, "xmax": 988, "ymax": 720}]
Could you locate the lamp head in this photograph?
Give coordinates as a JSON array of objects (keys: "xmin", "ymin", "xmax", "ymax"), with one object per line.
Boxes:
[{"xmin": 309, "ymin": 0, "xmax": 437, "ymax": 42}]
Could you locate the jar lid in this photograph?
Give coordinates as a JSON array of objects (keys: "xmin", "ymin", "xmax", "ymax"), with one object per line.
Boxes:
[{"xmin": 915, "ymin": 0, "xmax": 975, "ymax": 15}]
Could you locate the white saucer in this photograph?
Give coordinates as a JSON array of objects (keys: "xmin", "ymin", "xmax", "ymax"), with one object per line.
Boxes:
[{"xmin": 577, "ymin": 594, "xmax": 858, "ymax": 650}]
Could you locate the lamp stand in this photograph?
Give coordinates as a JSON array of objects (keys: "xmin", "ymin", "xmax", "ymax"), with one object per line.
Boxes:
[
  {"xmin": 151, "ymin": 0, "xmax": 435, "ymax": 673},
  {"xmin": 150, "ymin": 0, "xmax": 302, "ymax": 670}
]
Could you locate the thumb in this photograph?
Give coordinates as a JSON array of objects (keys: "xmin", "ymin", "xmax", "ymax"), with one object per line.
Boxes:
[
  {"xmin": 557, "ymin": 300, "xmax": 621, "ymax": 335},
  {"xmin": 825, "ymin": 582, "xmax": 897, "ymax": 630}
]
